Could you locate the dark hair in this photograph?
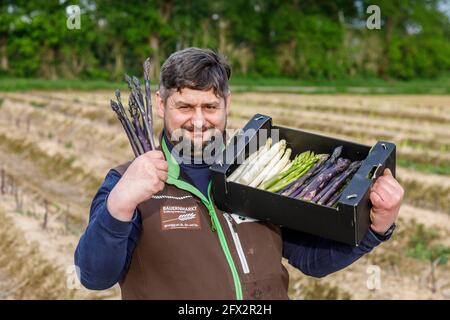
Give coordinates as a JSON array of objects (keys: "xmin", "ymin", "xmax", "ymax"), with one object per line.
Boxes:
[{"xmin": 158, "ymin": 47, "xmax": 231, "ymax": 103}]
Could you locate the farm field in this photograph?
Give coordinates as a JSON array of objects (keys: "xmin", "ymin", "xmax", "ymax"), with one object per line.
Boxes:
[{"xmin": 0, "ymin": 91, "xmax": 449, "ymax": 299}]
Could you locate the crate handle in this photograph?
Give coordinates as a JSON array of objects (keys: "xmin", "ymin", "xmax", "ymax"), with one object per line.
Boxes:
[
  {"xmin": 367, "ymin": 163, "xmax": 383, "ymax": 180},
  {"xmin": 372, "ymin": 163, "xmax": 383, "ymax": 180}
]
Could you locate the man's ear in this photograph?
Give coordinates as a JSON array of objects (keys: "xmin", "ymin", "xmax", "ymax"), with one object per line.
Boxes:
[
  {"xmin": 155, "ymin": 91, "xmax": 165, "ymax": 119},
  {"xmin": 225, "ymin": 92, "xmax": 231, "ymax": 116}
]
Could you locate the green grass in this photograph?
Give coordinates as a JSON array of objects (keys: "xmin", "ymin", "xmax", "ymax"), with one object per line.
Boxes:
[
  {"xmin": 231, "ymin": 74, "xmax": 450, "ymax": 86},
  {"xmin": 0, "ymin": 78, "xmax": 128, "ymax": 91},
  {"xmin": 398, "ymin": 158, "xmax": 450, "ymax": 176},
  {"xmin": 230, "ymin": 75, "xmax": 450, "ymax": 94},
  {"xmin": 406, "ymin": 224, "xmax": 450, "ymax": 272},
  {"xmin": 64, "ymin": 141, "xmax": 73, "ymax": 149},
  {"xmin": 1, "ymin": 75, "xmax": 450, "ymax": 94},
  {"xmin": 30, "ymin": 101, "xmax": 47, "ymax": 109}
]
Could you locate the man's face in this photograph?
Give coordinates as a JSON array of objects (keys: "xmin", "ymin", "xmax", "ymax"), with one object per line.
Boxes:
[{"xmin": 156, "ymin": 87, "xmax": 230, "ymax": 158}]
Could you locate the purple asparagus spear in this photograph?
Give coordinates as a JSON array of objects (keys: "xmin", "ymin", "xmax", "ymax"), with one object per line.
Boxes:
[
  {"xmin": 298, "ymin": 157, "xmax": 351, "ymax": 201},
  {"xmin": 311, "ymin": 173, "xmax": 342, "ymax": 203},
  {"xmin": 125, "ymin": 74, "xmax": 154, "ymax": 151},
  {"xmin": 143, "ymin": 58, "xmax": 156, "ymax": 149},
  {"xmin": 277, "ymin": 179, "xmax": 299, "ymax": 195},
  {"xmin": 312, "ymin": 160, "xmax": 359, "ymax": 203},
  {"xmin": 290, "ymin": 164, "xmax": 331, "ymax": 198},
  {"xmin": 314, "ymin": 161, "xmax": 362, "ymax": 204},
  {"xmin": 314, "ymin": 145, "xmax": 343, "ymax": 173},
  {"xmin": 292, "ymin": 146, "xmax": 343, "ymax": 197},
  {"xmin": 129, "ymin": 97, "xmax": 151, "ymax": 152},
  {"xmin": 110, "ymin": 100, "xmax": 140, "ymax": 157},
  {"xmin": 282, "ymin": 154, "xmax": 329, "ymax": 197},
  {"xmin": 326, "ymin": 189, "xmax": 343, "ymax": 207}
]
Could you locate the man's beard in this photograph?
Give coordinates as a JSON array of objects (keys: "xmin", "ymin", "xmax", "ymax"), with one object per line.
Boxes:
[{"xmin": 166, "ymin": 121, "xmax": 227, "ymax": 165}]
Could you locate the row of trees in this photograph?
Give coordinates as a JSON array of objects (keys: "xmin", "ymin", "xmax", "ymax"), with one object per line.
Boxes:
[{"xmin": 1, "ymin": 0, "xmax": 449, "ymax": 80}]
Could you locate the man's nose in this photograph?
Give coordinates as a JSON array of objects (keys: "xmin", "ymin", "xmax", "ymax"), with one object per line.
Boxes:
[{"xmin": 192, "ymin": 107, "xmax": 205, "ymax": 129}]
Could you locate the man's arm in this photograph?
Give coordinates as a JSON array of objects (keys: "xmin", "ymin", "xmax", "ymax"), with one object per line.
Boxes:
[
  {"xmin": 74, "ymin": 150, "xmax": 168, "ymax": 290},
  {"xmin": 284, "ymin": 168, "xmax": 403, "ymax": 278},
  {"xmin": 282, "ymin": 226, "xmax": 394, "ymax": 278},
  {"xmin": 74, "ymin": 170, "xmax": 141, "ymax": 290}
]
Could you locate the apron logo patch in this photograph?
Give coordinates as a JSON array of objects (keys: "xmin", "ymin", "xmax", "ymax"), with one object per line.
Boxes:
[{"xmin": 160, "ymin": 205, "xmax": 201, "ymax": 231}]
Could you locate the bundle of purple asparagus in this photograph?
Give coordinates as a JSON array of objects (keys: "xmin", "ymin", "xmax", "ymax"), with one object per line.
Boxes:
[{"xmin": 110, "ymin": 58, "xmax": 156, "ymax": 157}]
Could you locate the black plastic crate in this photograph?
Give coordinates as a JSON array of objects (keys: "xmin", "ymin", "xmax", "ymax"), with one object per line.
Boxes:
[{"xmin": 210, "ymin": 114, "xmax": 396, "ymax": 246}]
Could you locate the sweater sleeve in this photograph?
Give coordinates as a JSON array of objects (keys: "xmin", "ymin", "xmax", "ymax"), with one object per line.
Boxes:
[
  {"xmin": 74, "ymin": 169, "xmax": 141, "ymax": 290},
  {"xmin": 282, "ymin": 226, "xmax": 394, "ymax": 278}
]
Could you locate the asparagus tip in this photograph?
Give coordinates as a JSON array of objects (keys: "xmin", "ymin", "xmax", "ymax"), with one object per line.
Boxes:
[
  {"xmin": 124, "ymin": 74, "xmax": 132, "ymax": 87},
  {"xmin": 110, "ymin": 99, "xmax": 118, "ymax": 110},
  {"xmin": 132, "ymin": 76, "xmax": 140, "ymax": 88},
  {"xmin": 144, "ymin": 58, "xmax": 151, "ymax": 79}
]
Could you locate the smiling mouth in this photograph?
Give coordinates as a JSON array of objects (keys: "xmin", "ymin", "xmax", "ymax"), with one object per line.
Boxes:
[{"xmin": 187, "ymin": 129, "xmax": 212, "ymax": 139}]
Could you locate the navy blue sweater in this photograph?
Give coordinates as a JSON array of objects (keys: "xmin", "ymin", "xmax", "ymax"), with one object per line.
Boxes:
[{"xmin": 75, "ymin": 138, "xmax": 391, "ymax": 290}]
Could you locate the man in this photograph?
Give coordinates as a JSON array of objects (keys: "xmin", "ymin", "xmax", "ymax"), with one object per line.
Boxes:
[{"xmin": 75, "ymin": 47, "xmax": 404, "ymax": 299}]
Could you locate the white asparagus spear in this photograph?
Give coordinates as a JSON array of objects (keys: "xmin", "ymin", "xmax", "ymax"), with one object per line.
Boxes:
[
  {"xmin": 239, "ymin": 139, "xmax": 286, "ymax": 185},
  {"xmin": 234, "ymin": 138, "xmax": 272, "ymax": 181},
  {"xmin": 250, "ymin": 147, "xmax": 289, "ymax": 188},
  {"xmin": 228, "ymin": 149, "xmax": 259, "ymax": 182},
  {"xmin": 259, "ymin": 148, "xmax": 292, "ymax": 187},
  {"xmin": 227, "ymin": 138, "xmax": 272, "ymax": 182},
  {"xmin": 280, "ymin": 161, "xmax": 292, "ymax": 173}
]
